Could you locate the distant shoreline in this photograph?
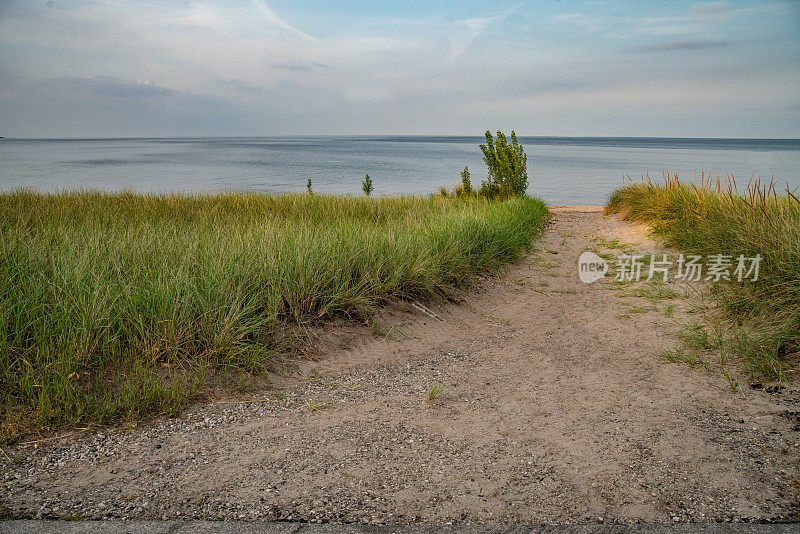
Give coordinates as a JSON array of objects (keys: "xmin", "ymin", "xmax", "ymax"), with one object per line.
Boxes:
[{"xmin": 3, "ymin": 135, "xmax": 800, "ymax": 143}]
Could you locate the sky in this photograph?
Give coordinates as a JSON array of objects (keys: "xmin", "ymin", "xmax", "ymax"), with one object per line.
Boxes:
[{"xmin": 0, "ymin": 0, "xmax": 799, "ymax": 138}]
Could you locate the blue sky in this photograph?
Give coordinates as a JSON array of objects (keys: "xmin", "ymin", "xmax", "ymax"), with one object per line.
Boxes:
[{"xmin": 1, "ymin": 0, "xmax": 798, "ymax": 137}]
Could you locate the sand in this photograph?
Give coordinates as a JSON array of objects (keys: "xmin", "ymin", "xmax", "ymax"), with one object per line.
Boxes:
[{"xmin": 2, "ymin": 208, "xmax": 798, "ymax": 523}]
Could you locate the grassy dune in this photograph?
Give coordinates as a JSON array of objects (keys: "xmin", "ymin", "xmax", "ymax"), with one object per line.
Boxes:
[
  {"xmin": 606, "ymin": 175, "xmax": 799, "ymax": 379},
  {"xmin": 0, "ymin": 191, "xmax": 548, "ymax": 441}
]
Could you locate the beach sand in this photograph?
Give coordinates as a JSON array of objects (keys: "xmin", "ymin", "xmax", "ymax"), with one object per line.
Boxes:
[{"xmin": 2, "ymin": 208, "xmax": 797, "ymax": 523}]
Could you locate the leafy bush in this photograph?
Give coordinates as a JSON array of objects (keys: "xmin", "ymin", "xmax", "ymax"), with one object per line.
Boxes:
[
  {"xmin": 362, "ymin": 174, "xmax": 373, "ymax": 196},
  {"xmin": 478, "ymin": 130, "xmax": 528, "ymax": 199},
  {"xmin": 460, "ymin": 166, "xmax": 473, "ymax": 197}
]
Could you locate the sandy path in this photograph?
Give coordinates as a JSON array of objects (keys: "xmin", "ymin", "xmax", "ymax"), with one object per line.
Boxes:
[{"xmin": 2, "ymin": 210, "xmax": 798, "ymax": 524}]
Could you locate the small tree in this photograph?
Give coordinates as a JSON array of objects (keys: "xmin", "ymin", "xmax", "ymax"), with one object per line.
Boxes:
[
  {"xmin": 460, "ymin": 166, "xmax": 473, "ymax": 196},
  {"xmin": 306, "ymin": 177, "xmax": 313, "ymax": 194},
  {"xmin": 362, "ymin": 173, "xmax": 373, "ymax": 196},
  {"xmin": 478, "ymin": 130, "xmax": 528, "ymax": 199}
]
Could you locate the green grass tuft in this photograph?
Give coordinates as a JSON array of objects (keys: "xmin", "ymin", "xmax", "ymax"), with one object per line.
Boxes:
[
  {"xmin": 0, "ymin": 190, "xmax": 547, "ymax": 442},
  {"xmin": 428, "ymin": 382, "xmax": 447, "ymax": 401},
  {"xmin": 606, "ymin": 174, "xmax": 799, "ymax": 379}
]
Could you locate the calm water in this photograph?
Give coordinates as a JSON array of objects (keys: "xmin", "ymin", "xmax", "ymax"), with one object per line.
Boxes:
[{"xmin": 2, "ymin": 136, "xmax": 799, "ymax": 204}]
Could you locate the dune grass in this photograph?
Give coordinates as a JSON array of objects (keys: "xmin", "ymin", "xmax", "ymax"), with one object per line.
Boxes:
[
  {"xmin": 0, "ymin": 190, "xmax": 548, "ymax": 442},
  {"xmin": 606, "ymin": 174, "xmax": 800, "ymax": 379}
]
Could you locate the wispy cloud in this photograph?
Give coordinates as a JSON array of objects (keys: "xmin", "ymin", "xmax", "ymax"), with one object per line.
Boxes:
[
  {"xmin": 688, "ymin": 2, "xmax": 734, "ymax": 25},
  {"xmin": 52, "ymin": 76, "xmax": 173, "ymax": 98},
  {"xmin": 551, "ymin": 13, "xmax": 583, "ymax": 22},
  {"xmin": 0, "ymin": 1, "xmax": 797, "ymax": 137},
  {"xmin": 636, "ymin": 39, "xmax": 731, "ymax": 52},
  {"xmin": 449, "ymin": 10, "xmax": 514, "ymax": 59},
  {"xmin": 254, "ymin": 1, "xmax": 317, "ymax": 42}
]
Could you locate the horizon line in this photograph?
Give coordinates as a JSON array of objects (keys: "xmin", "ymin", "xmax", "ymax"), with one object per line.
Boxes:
[{"xmin": 4, "ymin": 135, "xmax": 800, "ymax": 141}]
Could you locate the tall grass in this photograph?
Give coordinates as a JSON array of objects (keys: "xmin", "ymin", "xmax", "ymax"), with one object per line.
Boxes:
[
  {"xmin": 0, "ymin": 190, "xmax": 548, "ymax": 441},
  {"xmin": 606, "ymin": 173, "xmax": 800, "ymax": 378}
]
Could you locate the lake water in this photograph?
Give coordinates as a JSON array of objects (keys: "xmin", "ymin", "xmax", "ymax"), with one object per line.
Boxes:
[{"xmin": 2, "ymin": 136, "xmax": 799, "ymax": 205}]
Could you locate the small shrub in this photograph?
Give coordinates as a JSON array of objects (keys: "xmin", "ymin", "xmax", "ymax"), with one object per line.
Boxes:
[
  {"xmin": 362, "ymin": 174, "xmax": 373, "ymax": 196},
  {"xmin": 460, "ymin": 166, "xmax": 473, "ymax": 196},
  {"xmin": 306, "ymin": 178, "xmax": 313, "ymax": 194},
  {"xmin": 478, "ymin": 130, "xmax": 528, "ymax": 199}
]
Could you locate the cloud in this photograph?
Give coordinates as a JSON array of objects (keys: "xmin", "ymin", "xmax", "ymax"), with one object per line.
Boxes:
[
  {"xmin": 51, "ymin": 76, "xmax": 173, "ymax": 98},
  {"xmin": 0, "ymin": 1, "xmax": 797, "ymax": 138},
  {"xmin": 491, "ymin": 78, "xmax": 595, "ymax": 99},
  {"xmin": 254, "ymin": 1, "xmax": 317, "ymax": 42},
  {"xmin": 551, "ymin": 13, "xmax": 584, "ymax": 22},
  {"xmin": 272, "ymin": 63, "xmax": 329, "ymax": 72},
  {"xmin": 177, "ymin": 1, "xmax": 316, "ymax": 43},
  {"xmin": 449, "ymin": 11, "xmax": 512, "ymax": 59},
  {"xmin": 636, "ymin": 39, "xmax": 731, "ymax": 52},
  {"xmin": 688, "ymin": 2, "xmax": 734, "ymax": 25},
  {"xmin": 630, "ymin": 2, "xmax": 733, "ymax": 37}
]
